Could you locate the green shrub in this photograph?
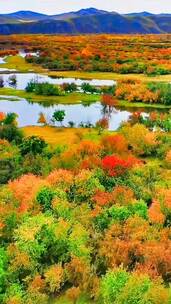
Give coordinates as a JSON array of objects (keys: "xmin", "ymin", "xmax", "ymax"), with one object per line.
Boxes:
[
  {"xmin": 116, "ymin": 274, "xmax": 151, "ymax": 304},
  {"xmin": 36, "ymin": 186, "xmax": 56, "ymax": 211},
  {"xmin": 20, "ymin": 136, "xmax": 47, "ymax": 156},
  {"xmin": 100, "ymin": 269, "xmax": 130, "ymax": 304},
  {"xmin": 0, "ymin": 125, "xmax": 23, "ymax": 144},
  {"xmin": 25, "ymin": 81, "xmax": 64, "ymax": 96}
]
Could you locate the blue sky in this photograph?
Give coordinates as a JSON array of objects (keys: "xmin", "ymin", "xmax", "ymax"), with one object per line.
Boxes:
[{"xmin": 1, "ymin": 0, "xmax": 171, "ymax": 14}]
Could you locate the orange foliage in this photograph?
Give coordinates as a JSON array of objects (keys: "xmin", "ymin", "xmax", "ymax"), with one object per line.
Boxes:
[
  {"xmin": 101, "ymin": 94, "xmax": 118, "ymax": 107},
  {"xmin": 111, "ymin": 186, "xmax": 135, "ymax": 206},
  {"xmin": 28, "ymin": 275, "xmax": 45, "ymax": 293},
  {"xmin": 65, "ymin": 287, "xmax": 81, "ymax": 303},
  {"xmin": 93, "ymin": 190, "xmax": 113, "ymax": 207},
  {"xmin": 66, "ymin": 257, "xmax": 91, "ymax": 290},
  {"xmin": 148, "ymin": 200, "xmax": 165, "ymax": 225},
  {"xmin": 77, "ymin": 140, "xmax": 100, "ymax": 158},
  {"xmin": 0, "ymin": 112, "xmax": 6, "ymax": 122},
  {"xmin": 165, "ymin": 150, "xmax": 171, "ymax": 166},
  {"xmin": 46, "ymin": 169, "xmax": 73, "ymax": 190},
  {"xmin": 101, "ymin": 134, "xmax": 128, "ymax": 155},
  {"xmin": 9, "ymin": 174, "xmax": 48, "ymax": 213}
]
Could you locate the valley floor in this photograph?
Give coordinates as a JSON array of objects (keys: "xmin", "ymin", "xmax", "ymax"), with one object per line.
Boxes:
[{"xmin": 3, "ymin": 55, "xmax": 171, "ymax": 84}]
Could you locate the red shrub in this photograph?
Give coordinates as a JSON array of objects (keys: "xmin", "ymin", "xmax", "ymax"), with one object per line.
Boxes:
[{"xmin": 102, "ymin": 155, "xmax": 139, "ymax": 177}]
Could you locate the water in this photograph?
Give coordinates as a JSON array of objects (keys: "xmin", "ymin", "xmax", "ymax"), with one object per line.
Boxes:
[
  {"xmin": 19, "ymin": 50, "xmax": 39, "ymax": 58},
  {"xmin": 0, "ymin": 98, "xmax": 132, "ymax": 130},
  {"xmin": 0, "ymin": 58, "xmax": 5, "ymax": 64},
  {"xmin": 0, "ymin": 73, "xmax": 116, "ymax": 90},
  {"xmin": 0, "ymin": 56, "xmax": 17, "ymax": 72}
]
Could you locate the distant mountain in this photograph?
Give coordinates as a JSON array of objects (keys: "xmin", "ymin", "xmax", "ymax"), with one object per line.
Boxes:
[
  {"xmin": 125, "ymin": 11, "xmax": 154, "ymax": 17},
  {"xmin": 0, "ymin": 8, "xmax": 171, "ymax": 34},
  {"xmin": 48, "ymin": 8, "xmax": 107, "ymax": 21},
  {"xmin": 0, "ymin": 11, "xmax": 48, "ymax": 22}
]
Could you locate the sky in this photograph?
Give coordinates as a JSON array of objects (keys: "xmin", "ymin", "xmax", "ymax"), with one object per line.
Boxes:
[{"xmin": 1, "ymin": 0, "xmax": 171, "ymax": 15}]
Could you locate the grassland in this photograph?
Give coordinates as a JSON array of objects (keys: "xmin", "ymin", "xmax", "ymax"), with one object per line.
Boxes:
[
  {"xmin": 22, "ymin": 126, "xmax": 105, "ymax": 146},
  {"xmin": 1, "ymin": 55, "xmax": 45, "ymax": 73},
  {"xmin": 2, "ymin": 55, "xmax": 171, "ymax": 83}
]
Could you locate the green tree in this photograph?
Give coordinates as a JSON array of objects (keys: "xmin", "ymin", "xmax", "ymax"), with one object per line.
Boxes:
[
  {"xmin": 20, "ymin": 136, "xmax": 47, "ymax": 156},
  {"xmin": 52, "ymin": 110, "xmax": 66, "ymax": 126}
]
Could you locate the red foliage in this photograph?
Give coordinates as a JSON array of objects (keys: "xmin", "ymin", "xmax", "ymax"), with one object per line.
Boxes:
[
  {"xmin": 0, "ymin": 112, "xmax": 5, "ymax": 122},
  {"xmin": 102, "ymin": 155, "xmax": 139, "ymax": 176},
  {"xmin": 96, "ymin": 117, "xmax": 109, "ymax": 132},
  {"xmin": 101, "ymin": 94, "xmax": 118, "ymax": 107}
]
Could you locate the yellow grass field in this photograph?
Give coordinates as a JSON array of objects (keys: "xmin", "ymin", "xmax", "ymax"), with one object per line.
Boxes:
[
  {"xmin": 22, "ymin": 126, "xmax": 111, "ymax": 146},
  {"xmin": 22, "ymin": 126, "xmax": 91, "ymax": 146}
]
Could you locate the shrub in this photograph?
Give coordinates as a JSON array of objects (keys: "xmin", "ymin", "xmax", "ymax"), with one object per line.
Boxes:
[
  {"xmin": 102, "ymin": 155, "xmax": 138, "ymax": 177},
  {"xmin": 100, "ymin": 269, "xmax": 130, "ymax": 304},
  {"xmin": 36, "ymin": 186, "xmax": 56, "ymax": 212},
  {"xmin": 101, "ymin": 134, "xmax": 128, "ymax": 155},
  {"xmin": 116, "ymin": 273, "xmax": 151, "ymax": 304},
  {"xmin": 81, "ymin": 82, "xmax": 99, "ymax": 94},
  {"xmin": 20, "ymin": 136, "xmax": 47, "ymax": 156},
  {"xmin": 44, "ymin": 264, "xmax": 64, "ymax": 294},
  {"xmin": 0, "ymin": 125, "xmax": 23, "ymax": 144},
  {"xmin": 25, "ymin": 81, "xmax": 64, "ymax": 96},
  {"xmin": 96, "ymin": 117, "xmax": 109, "ymax": 134},
  {"xmin": 62, "ymin": 82, "xmax": 77, "ymax": 92},
  {"xmin": 3, "ymin": 112, "xmax": 18, "ymax": 126},
  {"xmin": 148, "ymin": 82, "xmax": 171, "ymax": 105}
]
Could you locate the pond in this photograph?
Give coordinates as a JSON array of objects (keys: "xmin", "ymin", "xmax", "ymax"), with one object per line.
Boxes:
[
  {"xmin": 0, "ymin": 73, "xmax": 116, "ymax": 90},
  {"xmin": 0, "ymin": 97, "xmax": 137, "ymax": 130}
]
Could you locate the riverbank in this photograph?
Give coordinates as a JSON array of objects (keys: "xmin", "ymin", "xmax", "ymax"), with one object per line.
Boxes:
[
  {"xmin": 48, "ymin": 70, "xmax": 171, "ymax": 83},
  {"xmin": 0, "ymin": 87, "xmax": 170, "ymax": 109},
  {"xmin": 2, "ymin": 55, "xmax": 171, "ymax": 83},
  {"xmin": 1, "ymin": 55, "xmax": 45, "ymax": 73},
  {"xmin": 0, "ymin": 88, "xmax": 100, "ymax": 105}
]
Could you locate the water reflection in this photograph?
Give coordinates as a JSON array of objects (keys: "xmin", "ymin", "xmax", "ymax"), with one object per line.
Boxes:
[
  {"xmin": 0, "ymin": 73, "xmax": 116, "ymax": 90},
  {"xmin": 0, "ymin": 98, "xmax": 131, "ymax": 130}
]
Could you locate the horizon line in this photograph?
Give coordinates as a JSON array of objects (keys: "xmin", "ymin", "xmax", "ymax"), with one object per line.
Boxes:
[{"xmin": 0, "ymin": 7, "xmax": 171, "ymax": 16}]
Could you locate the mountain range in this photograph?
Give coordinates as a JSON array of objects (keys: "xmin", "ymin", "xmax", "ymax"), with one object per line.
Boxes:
[{"xmin": 1, "ymin": 8, "xmax": 171, "ymax": 34}]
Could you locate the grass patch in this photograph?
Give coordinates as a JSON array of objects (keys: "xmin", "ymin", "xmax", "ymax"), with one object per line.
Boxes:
[
  {"xmin": 0, "ymin": 88, "xmax": 100, "ymax": 105},
  {"xmin": 118, "ymin": 100, "xmax": 171, "ymax": 109},
  {"xmin": 22, "ymin": 126, "xmax": 90, "ymax": 146},
  {"xmin": 1, "ymin": 55, "xmax": 45, "ymax": 73},
  {"xmin": 47, "ymin": 70, "xmax": 171, "ymax": 83},
  {"xmin": 21, "ymin": 126, "xmax": 110, "ymax": 146}
]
